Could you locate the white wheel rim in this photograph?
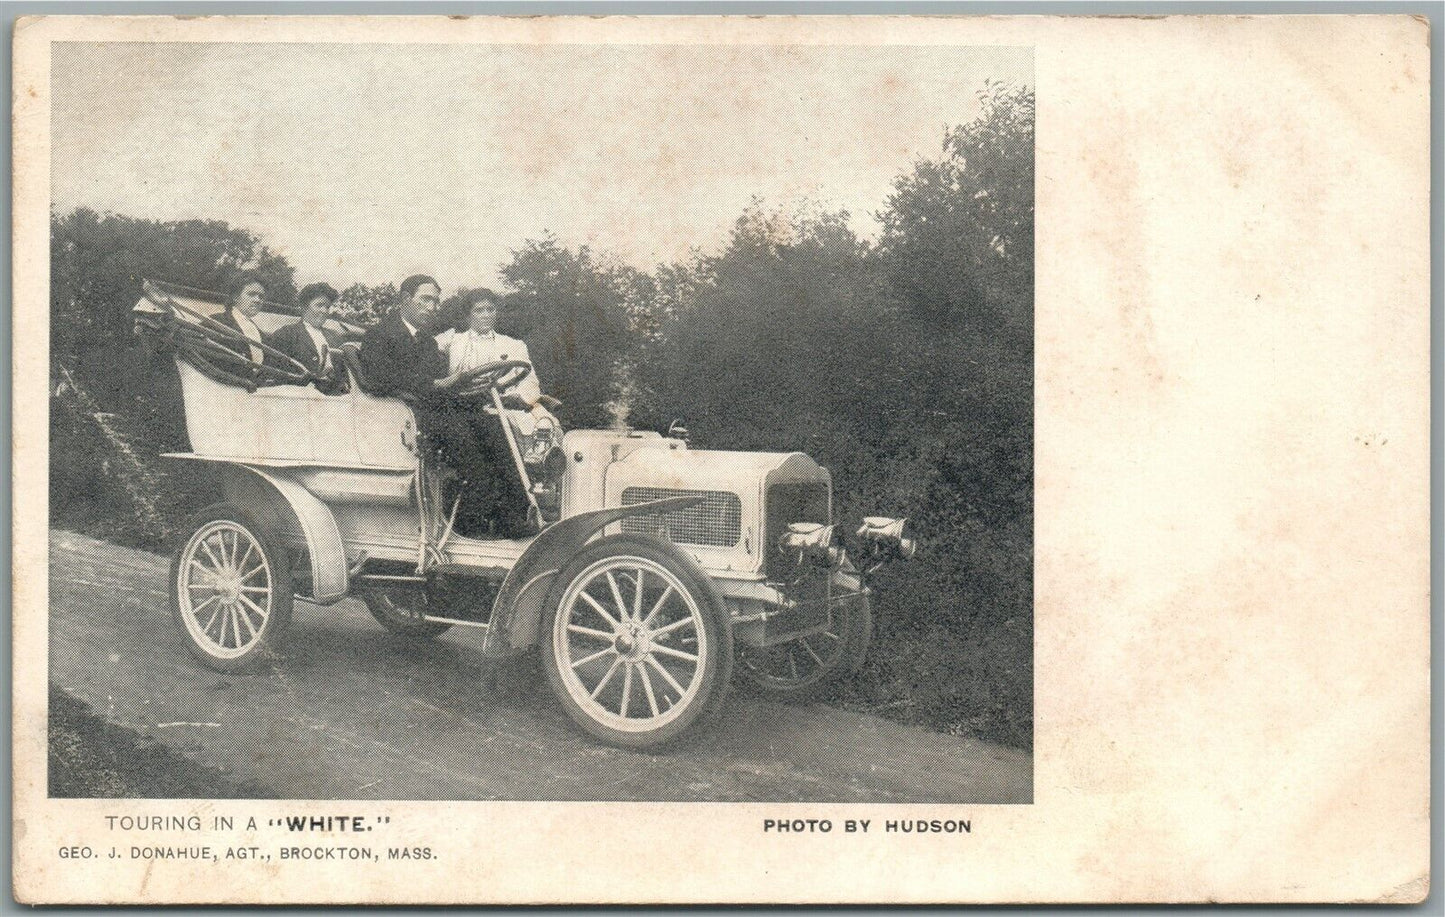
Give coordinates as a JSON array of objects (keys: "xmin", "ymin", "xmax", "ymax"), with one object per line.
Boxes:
[
  {"xmin": 177, "ymin": 521, "xmax": 273, "ymax": 660},
  {"xmin": 553, "ymin": 556, "xmax": 708, "ymax": 733}
]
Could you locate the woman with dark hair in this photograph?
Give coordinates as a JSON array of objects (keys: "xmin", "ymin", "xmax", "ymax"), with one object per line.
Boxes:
[
  {"xmin": 214, "ymin": 273, "xmax": 269, "ymax": 370},
  {"xmin": 444, "ymin": 289, "xmax": 557, "ymax": 435},
  {"xmin": 271, "ymin": 281, "xmax": 345, "ymax": 392}
]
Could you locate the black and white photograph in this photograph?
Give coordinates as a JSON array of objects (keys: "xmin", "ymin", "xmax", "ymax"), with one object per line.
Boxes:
[
  {"xmin": 15, "ymin": 13, "xmax": 1430, "ymax": 907},
  {"xmin": 44, "ymin": 36, "xmax": 1034, "ymax": 803}
]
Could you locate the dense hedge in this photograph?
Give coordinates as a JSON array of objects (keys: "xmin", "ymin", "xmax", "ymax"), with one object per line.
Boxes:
[{"xmin": 50, "ymin": 84, "xmax": 1033, "ymax": 749}]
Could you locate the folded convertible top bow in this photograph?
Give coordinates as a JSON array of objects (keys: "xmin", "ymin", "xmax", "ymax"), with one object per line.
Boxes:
[{"xmin": 135, "ymin": 280, "xmax": 315, "ymax": 392}]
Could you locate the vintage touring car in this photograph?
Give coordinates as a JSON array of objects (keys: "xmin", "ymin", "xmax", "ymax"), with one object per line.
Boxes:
[{"xmin": 134, "ymin": 280, "xmax": 916, "ymax": 747}]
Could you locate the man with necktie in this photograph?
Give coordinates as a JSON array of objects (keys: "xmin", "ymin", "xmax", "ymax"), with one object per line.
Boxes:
[{"xmin": 358, "ymin": 275, "xmax": 532, "ymax": 539}]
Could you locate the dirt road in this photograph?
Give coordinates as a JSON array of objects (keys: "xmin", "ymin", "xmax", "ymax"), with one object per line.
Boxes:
[{"xmin": 47, "ymin": 530, "xmax": 1031, "ymax": 802}]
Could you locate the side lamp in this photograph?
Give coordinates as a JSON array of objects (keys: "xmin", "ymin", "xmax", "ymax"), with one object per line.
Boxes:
[{"xmin": 855, "ymin": 516, "xmax": 918, "ymax": 560}]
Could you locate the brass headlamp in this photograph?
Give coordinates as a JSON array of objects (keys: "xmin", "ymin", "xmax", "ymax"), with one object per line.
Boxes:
[
  {"xmin": 779, "ymin": 522, "xmax": 843, "ymax": 566},
  {"xmin": 855, "ymin": 516, "xmax": 918, "ymax": 559}
]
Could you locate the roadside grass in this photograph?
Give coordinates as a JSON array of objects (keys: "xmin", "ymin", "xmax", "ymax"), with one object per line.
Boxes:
[
  {"xmin": 794, "ymin": 613, "xmax": 1032, "ymax": 751},
  {"xmin": 48, "ymin": 685, "xmax": 275, "ymax": 798}
]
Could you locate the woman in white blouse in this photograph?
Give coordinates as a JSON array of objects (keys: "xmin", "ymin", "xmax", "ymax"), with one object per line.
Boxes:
[{"xmin": 442, "ymin": 290, "xmax": 557, "ymax": 438}]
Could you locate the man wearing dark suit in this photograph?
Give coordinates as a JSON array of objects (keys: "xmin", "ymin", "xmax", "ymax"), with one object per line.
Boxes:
[
  {"xmin": 272, "ymin": 282, "xmax": 346, "ymax": 393},
  {"xmin": 358, "ymin": 274, "xmax": 531, "ymax": 538}
]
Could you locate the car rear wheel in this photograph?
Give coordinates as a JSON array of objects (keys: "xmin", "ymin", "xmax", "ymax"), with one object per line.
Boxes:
[
  {"xmin": 542, "ymin": 535, "xmax": 732, "ymax": 749},
  {"xmin": 360, "ymin": 587, "xmax": 454, "ymax": 639},
  {"xmin": 169, "ymin": 503, "xmax": 293, "ymax": 672}
]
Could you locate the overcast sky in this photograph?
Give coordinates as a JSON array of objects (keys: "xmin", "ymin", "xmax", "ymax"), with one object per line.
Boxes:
[{"xmin": 52, "ymin": 42, "xmax": 1030, "ymax": 291}]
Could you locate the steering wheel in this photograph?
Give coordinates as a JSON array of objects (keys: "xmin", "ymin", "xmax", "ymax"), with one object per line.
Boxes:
[{"xmin": 452, "ymin": 359, "xmax": 532, "ymax": 400}]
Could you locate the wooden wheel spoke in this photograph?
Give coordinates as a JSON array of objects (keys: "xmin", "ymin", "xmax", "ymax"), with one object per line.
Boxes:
[
  {"xmin": 192, "ymin": 594, "xmax": 220, "ymax": 624},
  {"xmin": 638, "ymin": 662, "xmax": 660, "ymax": 717},
  {"xmin": 650, "ymin": 643, "xmax": 698, "ymax": 664},
  {"xmin": 605, "ymin": 572, "xmax": 630, "ymax": 623},
  {"xmin": 567, "ymin": 623, "xmax": 614, "ymax": 641},
  {"xmin": 239, "ymin": 563, "xmax": 268, "ymax": 583},
  {"xmin": 619, "ymin": 664, "xmax": 634, "ymax": 717},
  {"xmin": 571, "ymin": 646, "xmax": 615, "ymax": 669},
  {"xmin": 234, "ymin": 601, "xmax": 258, "ymax": 642},
  {"xmin": 578, "ymin": 591, "xmax": 621, "ymax": 629},
  {"xmin": 214, "ymin": 604, "xmax": 231, "ymax": 648},
  {"xmin": 235, "ymin": 538, "xmax": 255, "ymax": 574},
  {"xmin": 199, "ymin": 539, "xmax": 224, "ymax": 571},
  {"xmin": 238, "ymin": 593, "xmax": 268, "ymax": 622},
  {"xmin": 800, "ymin": 638, "xmax": 825, "ymax": 667},
  {"xmin": 589, "ymin": 657, "xmax": 623, "ymax": 700},
  {"xmin": 632, "ymin": 569, "xmax": 645, "ymax": 621},
  {"xmin": 649, "ymin": 616, "xmax": 694, "ymax": 640},
  {"xmin": 646, "ymin": 655, "xmax": 687, "ymax": 697},
  {"xmin": 200, "ymin": 601, "xmax": 223, "ymax": 637},
  {"xmin": 640, "ymin": 584, "xmax": 675, "ymax": 629}
]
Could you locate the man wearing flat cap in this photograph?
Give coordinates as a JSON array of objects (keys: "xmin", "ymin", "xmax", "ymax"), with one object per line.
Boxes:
[{"xmin": 273, "ymin": 281, "xmax": 346, "ymax": 393}]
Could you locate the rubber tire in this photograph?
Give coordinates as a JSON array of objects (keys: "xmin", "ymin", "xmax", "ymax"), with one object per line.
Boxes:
[
  {"xmin": 169, "ymin": 503, "xmax": 293, "ymax": 673},
  {"xmin": 360, "ymin": 588, "xmax": 454, "ymax": 640},
  {"xmin": 541, "ymin": 534, "xmax": 733, "ymax": 750},
  {"xmin": 737, "ymin": 576, "xmax": 873, "ymax": 702}
]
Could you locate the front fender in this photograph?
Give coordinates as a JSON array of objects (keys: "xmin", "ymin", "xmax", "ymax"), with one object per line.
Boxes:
[{"xmin": 481, "ymin": 495, "xmax": 705, "ymax": 657}]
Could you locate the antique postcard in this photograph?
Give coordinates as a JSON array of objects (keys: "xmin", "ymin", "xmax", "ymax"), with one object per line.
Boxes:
[{"xmin": 11, "ymin": 13, "xmax": 1430, "ymax": 904}]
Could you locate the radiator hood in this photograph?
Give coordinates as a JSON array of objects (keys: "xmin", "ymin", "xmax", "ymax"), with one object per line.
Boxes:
[{"xmin": 601, "ymin": 446, "xmax": 831, "ymax": 576}]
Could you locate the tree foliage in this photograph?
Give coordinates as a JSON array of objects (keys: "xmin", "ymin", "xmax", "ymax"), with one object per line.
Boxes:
[
  {"xmin": 878, "ymin": 81, "xmax": 1034, "ymax": 336},
  {"xmin": 499, "ymin": 236, "xmax": 651, "ymax": 430},
  {"xmin": 335, "ymin": 282, "xmax": 396, "ymax": 327},
  {"xmin": 51, "ymin": 208, "xmax": 296, "ymax": 373}
]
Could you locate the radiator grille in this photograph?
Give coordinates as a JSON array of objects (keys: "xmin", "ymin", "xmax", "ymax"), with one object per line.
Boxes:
[
  {"xmin": 620, "ymin": 487, "xmax": 742, "ymax": 548},
  {"xmin": 763, "ymin": 481, "xmax": 831, "ymax": 581}
]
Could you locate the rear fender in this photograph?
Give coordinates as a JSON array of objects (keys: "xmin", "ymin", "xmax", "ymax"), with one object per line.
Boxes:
[
  {"xmin": 481, "ymin": 495, "xmax": 704, "ymax": 657},
  {"xmin": 217, "ymin": 464, "xmax": 350, "ymax": 603}
]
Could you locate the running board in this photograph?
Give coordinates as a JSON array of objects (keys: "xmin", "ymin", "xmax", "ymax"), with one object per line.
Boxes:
[
  {"xmin": 420, "ymin": 615, "xmax": 490, "ymax": 630},
  {"xmin": 431, "ymin": 563, "xmax": 509, "ymax": 581}
]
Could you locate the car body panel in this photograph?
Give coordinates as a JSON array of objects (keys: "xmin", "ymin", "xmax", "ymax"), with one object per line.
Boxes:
[{"xmin": 481, "ymin": 494, "xmax": 707, "ymax": 657}]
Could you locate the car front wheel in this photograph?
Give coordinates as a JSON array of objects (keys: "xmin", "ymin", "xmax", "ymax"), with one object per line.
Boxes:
[
  {"xmin": 736, "ymin": 571, "xmax": 873, "ymax": 701},
  {"xmin": 542, "ymin": 535, "xmax": 732, "ymax": 749}
]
